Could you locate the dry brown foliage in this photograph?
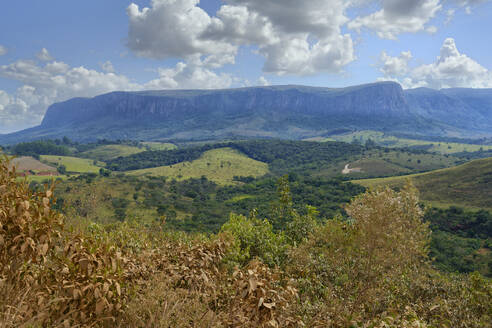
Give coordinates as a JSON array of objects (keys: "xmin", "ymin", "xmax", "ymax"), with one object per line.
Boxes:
[
  {"xmin": 0, "ymin": 156, "xmax": 134, "ymax": 327},
  {"xmin": 1, "ymin": 156, "xmax": 490, "ymax": 327}
]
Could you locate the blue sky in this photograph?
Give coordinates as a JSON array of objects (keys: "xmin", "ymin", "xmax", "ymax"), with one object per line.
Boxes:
[{"xmin": 1, "ymin": 0, "xmax": 492, "ymax": 132}]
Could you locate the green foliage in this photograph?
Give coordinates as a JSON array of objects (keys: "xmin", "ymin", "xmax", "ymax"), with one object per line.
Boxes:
[
  {"xmin": 106, "ymin": 140, "xmax": 366, "ymax": 175},
  {"xmin": 11, "ymin": 140, "xmax": 71, "ymax": 156},
  {"xmin": 354, "ymin": 157, "xmax": 492, "ymax": 210},
  {"xmin": 425, "ymin": 206, "xmax": 492, "ymax": 239},
  {"xmin": 80, "ymin": 144, "xmax": 146, "ymax": 161},
  {"xmin": 129, "ymin": 147, "xmax": 269, "ymax": 185},
  {"xmin": 221, "ymin": 212, "xmax": 287, "ymax": 267},
  {"xmin": 287, "ymin": 184, "xmax": 434, "ymax": 325},
  {"xmin": 40, "ymin": 155, "xmax": 102, "ymax": 173},
  {"xmin": 57, "ymin": 164, "xmax": 67, "ymax": 174}
]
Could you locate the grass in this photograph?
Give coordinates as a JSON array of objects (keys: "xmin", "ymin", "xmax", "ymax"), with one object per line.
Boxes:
[
  {"xmin": 142, "ymin": 142, "xmax": 177, "ymax": 151},
  {"xmin": 80, "ymin": 144, "xmax": 146, "ymax": 161},
  {"xmin": 315, "ymin": 130, "xmax": 492, "ymax": 155},
  {"xmin": 128, "ymin": 147, "xmax": 269, "ymax": 185},
  {"xmin": 40, "ymin": 155, "xmax": 103, "ymax": 173},
  {"xmin": 352, "ymin": 157, "xmax": 492, "ymax": 210},
  {"xmin": 21, "ymin": 175, "xmax": 72, "ymax": 183},
  {"xmin": 314, "ymin": 148, "xmax": 461, "ymax": 179},
  {"xmin": 10, "ymin": 156, "xmax": 57, "ymax": 172}
]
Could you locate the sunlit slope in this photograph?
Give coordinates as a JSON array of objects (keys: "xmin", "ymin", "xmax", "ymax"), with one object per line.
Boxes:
[
  {"xmin": 141, "ymin": 142, "xmax": 177, "ymax": 151},
  {"xmin": 128, "ymin": 147, "xmax": 269, "ymax": 185},
  {"xmin": 80, "ymin": 144, "xmax": 146, "ymax": 161},
  {"xmin": 311, "ymin": 130, "xmax": 492, "ymax": 155},
  {"xmin": 40, "ymin": 155, "xmax": 102, "ymax": 173},
  {"xmin": 353, "ymin": 158, "xmax": 492, "ymax": 210}
]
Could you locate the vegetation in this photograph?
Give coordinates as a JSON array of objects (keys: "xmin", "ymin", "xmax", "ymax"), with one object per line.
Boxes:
[
  {"xmin": 141, "ymin": 141, "xmax": 177, "ymax": 151},
  {"xmin": 108, "ymin": 139, "xmax": 460, "ymax": 179},
  {"xmin": 352, "ymin": 157, "xmax": 492, "ymax": 210},
  {"xmin": 129, "ymin": 147, "xmax": 269, "ymax": 185},
  {"xmin": 10, "ymin": 156, "xmax": 57, "ymax": 173},
  {"xmin": 80, "ymin": 144, "xmax": 146, "ymax": 161},
  {"xmin": 40, "ymin": 155, "xmax": 103, "ymax": 174},
  {"xmin": 2, "ymin": 156, "xmax": 490, "ymax": 327},
  {"xmin": 317, "ymin": 130, "xmax": 492, "ymax": 155},
  {"xmin": 424, "ymin": 207, "xmax": 492, "ymax": 276},
  {"xmin": 10, "ymin": 140, "xmax": 71, "ymax": 157},
  {"xmin": 49, "ymin": 173, "xmax": 364, "ymax": 233}
]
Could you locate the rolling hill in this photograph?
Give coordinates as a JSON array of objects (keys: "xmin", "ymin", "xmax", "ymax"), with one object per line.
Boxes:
[
  {"xmin": 128, "ymin": 147, "xmax": 269, "ymax": 185},
  {"xmin": 352, "ymin": 158, "xmax": 492, "ymax": 210},
  {"xmin": 1, "ymin": 82, "xmax": 492, "ymax": 144}
]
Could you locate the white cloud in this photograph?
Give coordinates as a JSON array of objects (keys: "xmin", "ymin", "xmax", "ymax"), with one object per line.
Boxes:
[
  {"xmin": 378, "ymin": 38, "xmax": 492, "ymax": 89},
  {"xmin": 144, "ymin": 56, "xmax": 233, "ymax": 90},
  {"xmin": 36, "ymin": 48, "xmax": 54, "ymax": 61},
  {"xmin": 0, "ymin": 45, "xmax": 7, "ymax": 56},
  {"xmin": 445, "ymin": 8, "xmax": 456, "ymax": 24},
  {"xmin": 126, "ymin": 0, "xmax": 237, "ymax": 64},
  {"xmin": 258, "ymin": 76, "xmax": 270, "ymax": 86},
  {"xmin": 126, "ymin": 0, "xmax": 356, "ymax": 75},
  {"xmin": 101, "ymin": 61, "xmax": 115, "ymax": 73},
  {"xmin": 379, "ymin": 50, "xmax": 412, "ymax": 76},
  {"xmin": 348, "ymin": 0, "xmax": 442, "ymax": 40}
]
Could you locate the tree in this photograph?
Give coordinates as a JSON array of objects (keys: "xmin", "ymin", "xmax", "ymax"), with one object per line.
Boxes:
[{"xmin": 57, "ymin": 164, "xmax": 67, "ymax": 174}]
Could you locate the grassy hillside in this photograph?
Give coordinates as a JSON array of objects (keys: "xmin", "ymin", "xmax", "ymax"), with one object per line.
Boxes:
[
  {"xmin": 141, "ymin": 142, "xmax": 177, "ymax": 151},
  {"xmin": 352, "ymin": 158, "xmax": 492, "ymax": 210},
  {"xmin": 10, "ymin": 156, "xmax": 57, "ymax": 172},
  {"xmin": 40, "ymin": 155, "xmax": 103, "ymax": 173},
  {"xmin": 129, "ymin": 148, "xmax": 269, "ymax": 185},
  {"xmin": 80, "ymin": 144, "xmax": 145, "ymax": 161},
  {"xmin": 310, "ymin": 130, "xmax": 492, "ymax": 155},
  {"xmin": 316, "ymin": 148, "xmax": 461, "ymax": 178}
]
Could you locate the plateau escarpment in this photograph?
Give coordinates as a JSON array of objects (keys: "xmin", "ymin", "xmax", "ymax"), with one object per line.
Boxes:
[{"xmin": 1, "ymin": 82, "xmax": 492, "ymax": 144}]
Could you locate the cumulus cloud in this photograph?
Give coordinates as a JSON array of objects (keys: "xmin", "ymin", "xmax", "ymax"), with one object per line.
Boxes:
[
  {"xmin": 127, "ymin": 0, "xmax": 355, "ymax": 75},
  {"xmin": 36, "ymin": 48, "xmax": 54, "ymax": 61},
  {"xmin": 379, "ymin": 50, "xmax": 412, "ymax": 77},
  {"xmin": 0, "ymin": 45, "xmax": 7, "ymax": 56},
  {"xmin": 101, "ymin": 61, "xmax": 115, "ymax": 73},
  {"xmin": 258, "ymin": 76, "xmax": 270, "ymax": 86},
  {"xmin": 126, "ymin": 0, "xmax": 237, "ymax": 65},
  {"xmin": 144, "ymin": 56, "xmax": 233, "ymax": 90},
  {"xmin": 378, "ymin": 38, "xmax": 492, "ymax": 89},
  {"xmin": 348, "ymin": 0, "xmax": 442, "ymax": 40}
]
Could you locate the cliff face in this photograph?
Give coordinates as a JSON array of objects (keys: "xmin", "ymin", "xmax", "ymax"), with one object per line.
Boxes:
[
  {"xmin": 2, "ymin": 81, "xmax": 492, "ymax": 144},
  {"xmin": 41, "ymin": 82, "xmax": 410, "ymax": 126}
]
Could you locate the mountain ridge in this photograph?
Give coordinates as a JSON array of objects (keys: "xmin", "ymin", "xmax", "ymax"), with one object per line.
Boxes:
[{"xmin": 1, "ymin": 82, "xmax": 491, "ymax": 144}]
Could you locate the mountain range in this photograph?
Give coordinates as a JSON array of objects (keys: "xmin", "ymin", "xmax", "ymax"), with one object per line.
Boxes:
[{"xmin": 1, "ymin": 81, "xmax": 491, "ymax": 144}]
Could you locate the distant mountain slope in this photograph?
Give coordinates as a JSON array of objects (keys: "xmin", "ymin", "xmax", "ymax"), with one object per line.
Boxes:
[
  {"xmin": 353, "ymin": 158, "xmax": 492, "ymax": 210},
  {"xmin": 1, "ymin": 82, "xmax": 492, "ymax": 144}
]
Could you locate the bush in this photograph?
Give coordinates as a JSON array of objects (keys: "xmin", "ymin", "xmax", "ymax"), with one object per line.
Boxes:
[{"xmin": 221, "ymin": 212, "xmax": 288, "ymax": 267}]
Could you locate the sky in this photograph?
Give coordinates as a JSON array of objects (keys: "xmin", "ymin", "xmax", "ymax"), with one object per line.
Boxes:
[{"xmin": 1, "ymin": 0, "xmax": 492, "ymax": 133}]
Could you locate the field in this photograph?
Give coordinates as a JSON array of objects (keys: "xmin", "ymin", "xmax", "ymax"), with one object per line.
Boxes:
[
  {"xmin": 128, "ymin": 147, "xmax": 269, "ymax": 185},
  {"xmin": 10, "ymin": 156, "xmax": 57, "ymax": 173},
  {"xmin": 80, "ymin": 144, "xmax": 146, "ymax": 161},
  {"xmin": 315, "ymin": 148, "xmax": 461, "ymax": 179},
  {"xmin": 40, "ymin": 155, "xmax": 103, "ymax": 173},
  {"xmin": 311, "ymin": 130, "xmax": 492, "ymax": 155},
  {"xmin": 352, "ymin": 158, "xmax": 492, "ymax": 210},
  {"xmin": 141, "ymin": 142, "xmax": 177, "ymax": 151}
]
